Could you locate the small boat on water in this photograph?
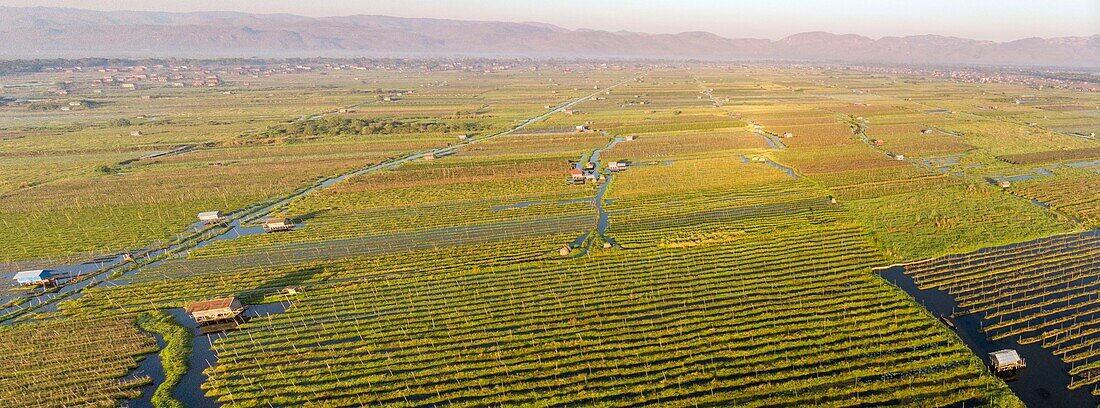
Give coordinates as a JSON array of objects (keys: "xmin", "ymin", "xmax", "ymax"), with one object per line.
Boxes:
[{"xmin": 939, "ymin": 314, "xmax": 958, "ymax": 331}]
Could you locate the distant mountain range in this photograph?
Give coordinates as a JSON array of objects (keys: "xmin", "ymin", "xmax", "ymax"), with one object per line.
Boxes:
[{"xmin": 2, "ymin": 6, "xmax": 1097, "ymax": 66}]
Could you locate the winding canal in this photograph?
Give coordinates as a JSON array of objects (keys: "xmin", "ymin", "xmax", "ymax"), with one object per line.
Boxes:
[{"xmin": 0, "ymin": 76, "xmax": 639, "ymax": 324}]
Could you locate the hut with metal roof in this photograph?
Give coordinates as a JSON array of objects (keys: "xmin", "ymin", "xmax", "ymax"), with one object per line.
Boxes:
[
  {"xmin": 569, "ymin": 169, "xmax": 585, "ymax": 184},
  {"xmin": 988, "ymin": 349, "xmax": 1025, "ymax": 373},
  {"xmin": 262, "ymin": 218, "xmax": 295, "ymax": 233},
  {"xmin": 13, "ymin": 270, "xmax": 54, "ymax": 286},
  {"xmin": 197, "ymin": 211, "xmax": 228, "ymax": 225},
  {"xmin": 185, "ymin": 297, "xmax": 245, "ymax": 324}
]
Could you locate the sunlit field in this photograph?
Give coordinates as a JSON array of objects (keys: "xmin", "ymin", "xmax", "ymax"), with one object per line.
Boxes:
[{"xmin": 3, "ymin": 61, "xmax": 1097, "ymax": 407}]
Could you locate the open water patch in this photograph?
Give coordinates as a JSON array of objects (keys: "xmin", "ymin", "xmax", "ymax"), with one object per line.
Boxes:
[
  {"xmin": 875, "ymin": 230, "xmax": 1100, "ymax": 407},
  {"xmin": 164, "ymin": 301, "xmax": 291, "ymax": 407}
]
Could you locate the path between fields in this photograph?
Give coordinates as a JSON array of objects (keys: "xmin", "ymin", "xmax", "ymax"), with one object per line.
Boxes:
[
  {"xmin": 0, "ymin": 75, "xmax": 640, "ymax": 323},
  {"xmin": 692, "ymin": 76, "xmax": 786, "ymax": 150}
]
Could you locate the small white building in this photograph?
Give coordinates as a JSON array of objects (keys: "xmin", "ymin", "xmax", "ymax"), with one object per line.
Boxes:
[
  {"xmin": 608, "ymin": 161, "xmax": 628, "ymax": 172},
  {"xmin": 197, "ymin": 211, "xmax": 228, "ymax": 225},
  {"xmin": 262, "ymin": 218, "xmax": 295, "ymax": 233},
  {"xmin": 13, "ymin": 270, "xmax": 54, "ymax": 286},
  {"xmin": 569, "ymin": 169, "xmax": 585, "ymax": 183},
  {"xmin": 989, "ymin": 349, "xmax": 1025, "ymax": 373},
  {"xmin": 457, "ymin": 134, "xmax": 469, "ymax": 141}
]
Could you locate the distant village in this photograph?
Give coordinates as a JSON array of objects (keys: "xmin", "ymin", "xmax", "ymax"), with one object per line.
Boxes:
[
  {"xmin": 837, "ymin": 64, "xmax": 1099, "ymax": 92},
  {"xmin": 0, "ymin": 59, "xmax": 648, "ymax": 105},
  {"xmin": 0, "ymin": 58, "xmax": 1094, "ymax": 113}
]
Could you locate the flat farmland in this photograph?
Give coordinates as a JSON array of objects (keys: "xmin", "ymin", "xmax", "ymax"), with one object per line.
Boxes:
[{"xmin": 3, "ymin": 61, "xmax": 1097, "ymax": 408}]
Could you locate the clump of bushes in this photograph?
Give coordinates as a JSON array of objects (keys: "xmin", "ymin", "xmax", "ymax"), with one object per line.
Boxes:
[{"xmin": 258, "ymin": 116, "xmax": 486, "ymax": 138}]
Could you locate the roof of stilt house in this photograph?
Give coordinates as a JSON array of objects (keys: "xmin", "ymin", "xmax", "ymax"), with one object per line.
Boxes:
[{"xmin": 185, "ymin": 297, "xmax": 238, "ymax": 313}]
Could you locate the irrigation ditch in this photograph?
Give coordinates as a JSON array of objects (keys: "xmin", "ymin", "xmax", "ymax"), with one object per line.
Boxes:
[{"xmin": 4, "ymin": 77, "xmax": 641, "ymax": 406}]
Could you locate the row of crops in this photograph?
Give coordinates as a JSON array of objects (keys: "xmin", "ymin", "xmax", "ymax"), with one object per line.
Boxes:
[
  {"xmin": 174, "ymin": 74, "xmax": 1019, "ymax": 405},
  {"xmin": 65, "ymin": 233, "xmax": 581, "ymax": 317},
  {"xmin": 57, "ymin": 75, "xmax": 644, "ymax": 317},
  {"xmin": 1010, "ymin": 167, "xmax": 1100, "ymax": 226},
  {"xmin": 180, "ymin": 69, "xmax": 1019, "ymax": 406},
  {"xmin": 20, "ymin": 65, "xmax": 1095, "ymax": 407},
  {"xmin": 0, "ymin": 66, "xmax": 631, "ymax": 263},
  {"xmin": 196, "ymin": 173, "xmax": 1013, "ymax": 406},
  {"xmin": 698, "ymin": 68, "xmax": 1090, "ymax": 262},
  {"xmin": 903, "ymin": 230, "xmax": 1100, "ymax": 394},
  {"xmin": 0, "ymin": 317, "xmax": 158, "ymax": 407}
]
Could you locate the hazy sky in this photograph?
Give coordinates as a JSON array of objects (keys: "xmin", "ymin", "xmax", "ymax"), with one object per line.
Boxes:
[{"xmin": 2, "ymin": 0, "xmax": 1097, "ymax": 41}]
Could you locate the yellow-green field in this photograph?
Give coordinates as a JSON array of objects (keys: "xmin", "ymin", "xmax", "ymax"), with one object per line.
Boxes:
[{"xmin": 2, "ymin": 61, "xmax": 1098, "ymax": 407}]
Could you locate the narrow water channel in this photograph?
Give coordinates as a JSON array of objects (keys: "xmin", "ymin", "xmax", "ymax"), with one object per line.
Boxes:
[
  {"xmin": 878, "ymin": 265, "xmax": 1098, "ymax": 407},
  {"xmin": 737, "ymin": 155, "xmax": 799, "ymax": 179},
  {"xmin": 154, "ymin": 302, "xmax": 291, "ymax": 407},
  {"xmin": 164, "ymin": 307, "xmax": 222, "ymax": 408},
  {"xmin": 124, "ymin": 330, "xmax": 167, "ymax": 408},
  {"xmin": 569, "ymin": 136, "xmax": 625, "ymax": 253},
  {"xmin": 0, "ymin": 77, "xmax": 638, "ymax": 324},
  {"xmin": 0, "ymin": 253, "xmax": 126, "ymax": 318}
]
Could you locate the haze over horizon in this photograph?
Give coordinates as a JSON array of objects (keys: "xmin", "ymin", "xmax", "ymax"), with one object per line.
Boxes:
[
  {"xmin": 2, "ymin": 4, "xmax": 1097, "ymax": 66},
  {"xmin": 2, "ymin": 2, "xmax": 1100, "ymax": 408},
  {"xmin": 1, "ymin": 0, "xmax": 1097, "ymax": 42}
]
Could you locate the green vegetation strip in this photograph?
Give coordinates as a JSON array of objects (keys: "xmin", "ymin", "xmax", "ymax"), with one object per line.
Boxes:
[{"xmin": 137, "ymin": 311, "xmax": 191, "ymax": 408}]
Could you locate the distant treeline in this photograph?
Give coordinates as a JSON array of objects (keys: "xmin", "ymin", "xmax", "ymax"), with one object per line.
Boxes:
[
  {"xmin": 22, "ymin": 100, "xmax": 105, "ymax": 111},
  {"xmin": 259, "ymin": 117, "xmax": 487, "ymax": 138}
]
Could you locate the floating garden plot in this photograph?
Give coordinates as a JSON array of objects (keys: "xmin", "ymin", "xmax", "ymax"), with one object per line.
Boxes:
[
  {"xmin": 0, "ymin": 317, "xmax": 159, "ymax": 407},
  {"xmin": 881, "ymin": 230, "xmax": 1100, "ymax": 404}
]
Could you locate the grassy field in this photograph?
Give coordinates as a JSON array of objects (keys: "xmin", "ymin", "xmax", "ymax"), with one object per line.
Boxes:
[{"xmin": 3, "ymin": 61, "xmax": 1098, "ymax": 407}]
